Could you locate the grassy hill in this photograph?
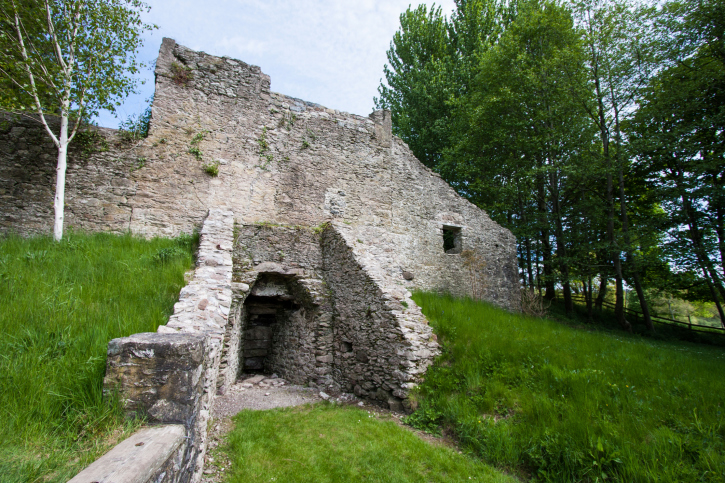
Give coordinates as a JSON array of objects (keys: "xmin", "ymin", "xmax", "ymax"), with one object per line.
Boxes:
[
  {"xmin": 407, "ymin": 292, "xmax": 725, "ymax": 482},
  {"xmin": 0, "ymin": 231, "xmax": 195, "ymax": 482},
  {"xmin": 3, "ymin": 230, "xmax": 723, "ymax": 482}
]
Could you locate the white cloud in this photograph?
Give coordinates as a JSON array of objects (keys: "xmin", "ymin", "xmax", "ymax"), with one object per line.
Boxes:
[{"xmin": 96, "ymin": 0, "xmax": 456, "ymax": 127}]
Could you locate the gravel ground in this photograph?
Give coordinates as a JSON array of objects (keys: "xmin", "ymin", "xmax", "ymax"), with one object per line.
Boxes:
[{"xmin": 212, "ymin": 381, "xmax": 322, "ymax": 418}]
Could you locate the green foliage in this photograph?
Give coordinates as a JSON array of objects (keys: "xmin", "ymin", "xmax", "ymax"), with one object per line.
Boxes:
[
  {"xmin": 188, "ymin": 145, "xmax": 203, "ymax": 160},
  {"xmin": 277, "ymin": 111, "xmax": 297, "ymax": 130},
  {"xmin": 203, "ymin": 159, "xmax": 220, "ymax": 177},
  {"xmin": 0, "ymin": 0, "xmax": 156, "ymax": 121},
  {"xmin": 190, "ymin": 129, "xmax": 209, "ymax": 145},
  {"xmin": 129, "ymin": 156, "xmax": 146, "ymax": 172},
  {"xmin": 186, "ymin": 130, "xmax": 210, "ymax": 162},
  {"xmin": 301, "ymin": 139, "xmax": 310, "ymax": 149},
  {"xmin": 626, "ymin": 0, "xmax": 725, "ymax": 321},
  {"xmin": 72, "ymin": 128, "xmax": 109, "ymax": 157},
  {"xmin": 170, "ymin": 60, "xmax": 193, "ymax": 86},
  {"xmin": 378, "ymin": 0, "xmax": 724, "ymax": 326},
  {"xmin": 375, "ymin": 1, "xmax": 517, "ymax": 170},
  {"xmin": 257, "ymin": 126, "xmax": 274, "ymax": 169},
  {"xmin": 220, "ymin": 404, "xmax": 515, "ymax": 482},
  {"xmin": 117, "ymin": 96, "xmax": 153, "ymax": 142},
  {"xmin": 409, "ymin": 292, "xmax": 725, "ymax": 482},
  {"xmin": 311, "ymin": 222, "xmax": 330, "ymax": 234},
  {"xmin": 0, "ymin": 231, "xmax": 195, "ymax": 482},
  {"xmin": 403, "ymin": 406, "xmax": 443, "ymax": 435}
]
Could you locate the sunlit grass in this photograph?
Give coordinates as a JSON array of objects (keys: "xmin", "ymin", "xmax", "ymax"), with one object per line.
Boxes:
[
  {"xmin": 0, "ymin": 231, "xmax": 195, "ymax": 482},
  {"xmin": 221, "ymin": 404, "xmax": 517, "ymax": 483},
  {"xmin": 409, "ymin": 292, "xmax": 725, "ymax": 482}
]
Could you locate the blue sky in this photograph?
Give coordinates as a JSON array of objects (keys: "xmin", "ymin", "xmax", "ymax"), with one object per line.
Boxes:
[{"xmin": 96, "ymin": 0, "xmax": 456, "ymax": 128}]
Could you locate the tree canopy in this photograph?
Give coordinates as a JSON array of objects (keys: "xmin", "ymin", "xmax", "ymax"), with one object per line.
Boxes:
[
  {"xmin": 376, "ymin": 0, "xmax": 725, "ymax": 328},
  {"xmin": 0, "ymin": 0, "xmax": 155, "ymax": 240}
]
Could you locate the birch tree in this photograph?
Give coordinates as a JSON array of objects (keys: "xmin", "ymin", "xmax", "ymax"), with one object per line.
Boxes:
[{"xmin": 0, "ymin": 0, "xmax": 154, "ymax": 240}]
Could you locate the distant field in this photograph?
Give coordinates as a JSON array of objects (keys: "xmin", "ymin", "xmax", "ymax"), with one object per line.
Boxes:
[
  {"xmin": 409, "ymin": 292, "xmax": 725, "ymax": 482},
  {"xmin": 0, "ymin": 231, "xmax": 195, "ymax": 482},
  {"xmin": 220, "ymin": 404, "xmax": 517, "ymax": 483}
]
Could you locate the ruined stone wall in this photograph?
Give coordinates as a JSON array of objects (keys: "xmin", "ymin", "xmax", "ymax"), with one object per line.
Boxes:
[
  {"xmin": 226, "ymin": 223, "xmax": 437, "ymax": 409},
  {"xmin": 104, "ymin": 209, "xmax": 235, "ymax": 482},
  {"xmin": 321, "ymin": 226, "xmax": 437, "ymax": 410},
  {"xmin": 0, "ymin": 113, "xmax": 139, "ymax": 236},
  {"xmin": 0, "ymin": 37, "xmax": 519, "ymax": 311},
  {"xmin": 231, "ymin": 224, "xmax": 335, "ymax": 390}
]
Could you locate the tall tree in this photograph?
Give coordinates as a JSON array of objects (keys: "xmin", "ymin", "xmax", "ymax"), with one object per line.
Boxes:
[
  {"xmin": 628, "ymin": 0, "xmax": 725, "ymax": 325},
  {"xmin": 0, "ymin": 0, "xmax": 154, "ymax": 240},
  {"xmin": 452, "ymin": 0, "xmax": 595, "ymax": 313},
  {"xmin": 375, "ymin": 0, "xmax": 519, "ymax": 172},
  {"xmin": 573, "ymin": 0, "xmax": 657, "ymax": 331}
]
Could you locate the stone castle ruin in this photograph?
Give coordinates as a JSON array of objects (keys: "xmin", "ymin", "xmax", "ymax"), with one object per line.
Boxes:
[{"xmin": 1, "ymin": 39, "xmax": 519, "ymax": 482}]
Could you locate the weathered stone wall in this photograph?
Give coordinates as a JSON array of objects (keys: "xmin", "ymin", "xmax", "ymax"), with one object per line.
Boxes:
[
  {"xmin": 0, "ymin": 112, "xmax": 139, "ymax": 236},
  {"xmin": 225, "ymin": 223, "xmax": 438, "ymax": 409},
  {"xmin": 322, "ymin": 226, "xmax": 438, "ymax": 410},
  {"xmin": 231, "ymin": 224, "xmax": 335, "ymax": 390},
  {"xmin": 0, "ymin": 37, "xmax": 519, "ymax": 311}
]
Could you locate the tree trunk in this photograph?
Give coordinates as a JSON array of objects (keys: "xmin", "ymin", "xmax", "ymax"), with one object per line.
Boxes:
[
  {"xmin": 53, "ymin": 115, "xmax": 69, "ymax": 241},
  {"xmin": 684, "ymin": 199, "xmax": 725, "ymax": 326},
  {"xmin": 595, "ymin": 273, "xmax": 607, "ymax": 311},
  {"xmin": 587, "ymin": 273, "xmax": 594, "ymax": 322},
  {"xmin": 526, "ymin": 235, "xmax": 534, "ymax": 288},
  {"xmin": 631, "ymin": 271, "xmax": 653, "ymax": 330},
  {"xmin": 607, "ymin": 169, "xmax": 630, "ymax": 332},
  {"xmin": 591, "ymin": 68, "xmax": 629, "ymax": 331},
  {"xmin": 551, "ymin": 171, "xmax": 573, "ymax": 315},
  {"xmin": 612, "ymin": 106, "xmax": 653, "ymax": 331},
  {"xmin": 537, "ymin": 174, "xmax": 555, "ymax": 300}
]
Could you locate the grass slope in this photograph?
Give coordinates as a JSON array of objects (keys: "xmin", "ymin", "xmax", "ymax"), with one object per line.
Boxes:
[
  {"xmin": 408, "ymin": 292, "xmax": 725, "ymax": 482},
  {"xmin": 221, "ymin": 404, "xmax": 517, "ymax": 483},
  {"xmin": 0, "ymin": 231, "xmax": 195, "ymax": 482}
]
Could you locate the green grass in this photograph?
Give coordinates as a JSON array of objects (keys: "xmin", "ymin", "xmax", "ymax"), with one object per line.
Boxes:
[
  {"xmin": 220, "ymin": 404, "xmax": 517, "ymax": 482},
  {"xmin": 408, "ymin": 292, "xmax": 725, "ymax": 482},
  {"xmin": 0, "ymin": 231, "xmax": 196, "ymax": 482}
]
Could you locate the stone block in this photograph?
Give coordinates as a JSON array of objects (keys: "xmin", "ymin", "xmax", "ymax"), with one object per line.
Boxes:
[
  {"xmin": 104, "ymin": 332, "xmax": 206, "ymax": 426},
  {"xmin": 68, "ymin": 425, "xmax": 186, "ymax": 483}
]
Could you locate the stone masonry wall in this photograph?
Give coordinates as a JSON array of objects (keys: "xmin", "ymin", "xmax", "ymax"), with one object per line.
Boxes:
[
  {"xmin": 322, "ymin": 225, "xmax": 438, "ymax": 409},
  {"xmin": 231, "ymin": 223, "xmax": 335, "ymax": 390},
  {"xmin": 0, "ymin": 37, "xmax": 519, "ymax": 311},
  {"xmin": 226, "ymin": 223, "xmax": 438, "ymax": 408}
]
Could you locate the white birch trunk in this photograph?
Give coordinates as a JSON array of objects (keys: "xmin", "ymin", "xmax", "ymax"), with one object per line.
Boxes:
[{"xmin": 53, "ymin": 114, "xmax": 69, "ymax": 241}]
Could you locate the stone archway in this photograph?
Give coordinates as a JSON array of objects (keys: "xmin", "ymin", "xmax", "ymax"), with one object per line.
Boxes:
[{"xmin": 240, "ymin": 272, "xmax": 325, "ymax": 385}]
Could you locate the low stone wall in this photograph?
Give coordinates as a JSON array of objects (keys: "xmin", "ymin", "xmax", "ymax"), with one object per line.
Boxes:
[
  {"xmin": 68, "ymin": 425, "xmax": 187, "ymax": 483},
  {"xmin": 99, "ymin": 208, "xmax": 234, "ymax": 483}
]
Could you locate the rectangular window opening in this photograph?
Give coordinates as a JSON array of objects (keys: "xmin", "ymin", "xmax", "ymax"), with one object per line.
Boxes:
[{"xmin": 442, "ymin": 226, "xmax": 462, "ymax": 254}]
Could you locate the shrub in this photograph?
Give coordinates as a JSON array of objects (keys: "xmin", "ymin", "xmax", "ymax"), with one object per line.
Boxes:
[
  {"xmin": 170, "ymin": 61, "xmax": 193, "ymax": 86},
  {"xmin": 203, "ymin": 160, "xmax": 220, "ymax": 177}
]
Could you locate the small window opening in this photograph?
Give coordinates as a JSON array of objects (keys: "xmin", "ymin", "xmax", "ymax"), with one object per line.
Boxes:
[{"xmin": 442, "ymin": 226, "xmax": 462, "ymax": 254}]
